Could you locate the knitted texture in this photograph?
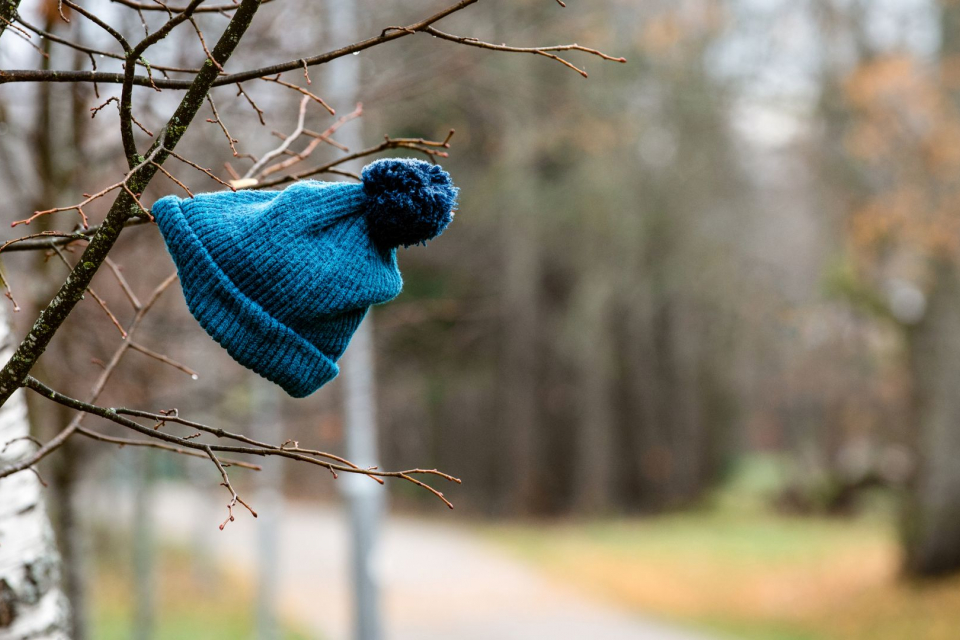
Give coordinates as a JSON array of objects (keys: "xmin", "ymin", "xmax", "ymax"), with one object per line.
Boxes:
[{"xmin": 152, "ymin": 158, "xmax": 458, "ymax": 398}]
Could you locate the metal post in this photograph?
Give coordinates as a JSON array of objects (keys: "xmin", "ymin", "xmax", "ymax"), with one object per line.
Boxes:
[
  {"xmin": 252, "ymin": 378, "xmax": 283, "ymax": 640},
  {"xmin": 325, "ymin": 2, "xmax": 384, "ymax": 638},
  {"xmin": 341, "ymin": 322, "xmax": 384, "ymax": 640},
  {"xmin": 131, "ymin": 450, "xmax": 155, "ymax": 640}
]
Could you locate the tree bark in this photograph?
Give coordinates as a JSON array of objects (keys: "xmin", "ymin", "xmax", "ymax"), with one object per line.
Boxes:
[
  {"xmin": 0, "ymin": 0, "xmax": 22, "ymax": 40},
  {"xmin": 903, "ymin": 263, "xmax": 960, "ymax": 576},
  {"xmin": 900, "ymin": 0, "xmax": 960, "ymax": 578},
  {"xmin": 0, "ymin": 304, "xmax": 69, "ymax": 639}
]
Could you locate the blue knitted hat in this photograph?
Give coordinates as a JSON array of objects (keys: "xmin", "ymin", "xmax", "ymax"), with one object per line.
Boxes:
[{"xmin": 152, "ymin": 158, "xmax": 458, "ymax": 398}]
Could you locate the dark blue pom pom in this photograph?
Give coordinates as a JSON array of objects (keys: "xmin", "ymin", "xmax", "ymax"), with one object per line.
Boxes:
[{"xmin": 361, "ymin": 158, "xmax": 458, "ymax": 249}]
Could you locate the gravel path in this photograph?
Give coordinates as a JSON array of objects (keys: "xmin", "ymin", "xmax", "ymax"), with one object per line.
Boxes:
[{"xmin": 114, "ymin": 484, "xmax": 721, "ymax": 640}]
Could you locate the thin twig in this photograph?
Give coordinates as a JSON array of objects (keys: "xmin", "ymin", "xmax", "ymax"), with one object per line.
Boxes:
[
  {"xmin": 203, "ymin": 445, "xmax": 257, "ymax": 529},
  {"xmin": 104, "ymin": 258, "xmax": 142, "ymax": 310},
  {"xmin": 205, "ymin": 94, "xmax": 241, "ymax": 157},
  {"xmin": 422, "ymin": 26, "xmax": 626, "ymax": 78},
  {"xmin": 77, "ymin": 427, "xmax": 261, "ymax": 469},
  {"xmin": 254, "ymin": 131, "xmax": 455, "ymax": 189},
  {"xmin": 115, "ymin": 407, "xmax": 371, "ymax": 475},
  {"xmin": 27, "ymin": 466, "xmax": 48, "ymax": 487},
  {"xmin": 190, "ymin": 16, "xmax": 223, "ymax": 71},
  {"xmin": 0, "ymin": 0, "xmax": 624, "ymax": 90},
  {"xmin": 258, "ymin": 103, "xmax": 364, "ymax": 178},
  {"xmin": 1, "ymin": 435, "xmax": 42, "ymax": 455},
  {"xmin": 0, "ymin": 232, "xmax": 88, "ymax": 254},
  {"xmin": 0, "ymin": 274, "xmax": 178, "ymax": 478},
  {"xmin": 49, "ymin": 246, "xmax": 126, "ymax": 338},
  {"xmin": 166, "ymin": 148, "xmax": 236, "ymax": 190},
  {"xmin": 244, "ymin": 96, "xmax": 309, "ymax": 179},
  {"xmin": 259, "ymin": 75, "xmax": 334, "ymax": 115},
  {"xmin": 236, "ymin": 83, "xmax": 265, "ymax": 125},
  {"xmin": 86, "ymin": 288, "xmax": 128, "ymax": 338},
  {"xmin": 0, "ymin": 219, "xmax": 149, "ymax": 253},
  {"xmin": 18, "ymin": 377, "xmax": 463, "ymax": 508},
  {"xmin": 12, "ymin": 138, "xmax": 167, "ymax": 228},
  {"xmin": 62, "ymin": 0, "xmax": 131, "ymax": 53},
  {"xmin": 151, "ymin": 161, "xmax": 194, "ymax": 197},
  {"xmin": 110, "ymin": 0, "xmax": 274, "ymax": 13},
  {"xmin": 128, "ymin": 342, "xmax": 199, "ymax": 378}
]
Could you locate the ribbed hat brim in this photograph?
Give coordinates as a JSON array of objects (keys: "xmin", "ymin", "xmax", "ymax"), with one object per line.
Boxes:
[{"xmin": 154, "ymin": 196, "xmax": 339, "ymax": 398}]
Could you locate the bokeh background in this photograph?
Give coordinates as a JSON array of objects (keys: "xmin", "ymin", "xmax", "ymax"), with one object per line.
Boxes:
[{"xmin": 4, "ymin": 0, "xmax": 960, "ymax": 638}]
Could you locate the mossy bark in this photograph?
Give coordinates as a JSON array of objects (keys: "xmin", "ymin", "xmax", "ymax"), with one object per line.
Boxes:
[{"xmin": 0, "ymin": 0, "xmax": 22, "ymax": 40}]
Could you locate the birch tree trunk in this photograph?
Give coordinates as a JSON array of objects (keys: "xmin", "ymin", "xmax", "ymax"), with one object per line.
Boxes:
[{"xmin": 0, "ymin": 303, "xmax": 70, "ymax": 639}]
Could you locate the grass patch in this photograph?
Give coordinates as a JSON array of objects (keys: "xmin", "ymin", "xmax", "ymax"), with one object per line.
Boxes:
[
  {"xmin": 91, "ymin": 544, "xmax": 310, "ymax": 640},
  {"xmin": 488, "ymin": 460, "xmax": 960, "ymax": 640},
  {"xmin": 488, "ymin": 510, "xmax": 895, "ymax": 639}
]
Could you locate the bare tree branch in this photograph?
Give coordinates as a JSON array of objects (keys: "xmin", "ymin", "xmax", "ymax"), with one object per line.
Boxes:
[
  {"xmin": 128, "ymin": 342, "xmax": 199, "ymax": 378},
  {"xmin": 77, "ymin": 427, "xmax": 261, "ymax": 470},
  {"xmin": 15, "ymin": 376, "xmax": 462, "ymax": 508},
  {"xmin": 243, "ymin": 96, "xmax": 309, "ymax": 179},
  {"xmin": 0, "ymin": 0, "xmax": 490, "ymax": 88},
  {"xmin": 62, "ymin": 0, "xmax": 131, "ymax": 54},
  {"xmin": 0, "ymin": 0, "xmax": 265, "ymax": 407},
  {"xmin": 0, "ymin": 0, "xmax": 621, "ymax": 520},
  {"xmin": 110, "ymin": 0, "xmax": 275, "ymax": 14},
  {"xmin": 254, "ymin": 131, "xmax": 455, "ymax": 189},
  {"xmin": 0, "ymin": 219, "xmax": 150, "ymax": 253},
  {"xmin": 0, "ymin": 274, "xmax": 178, "ymax": 476},
  {"xmin": 421, "ymin": 26, "xmax": 626, "ymax": 78}
]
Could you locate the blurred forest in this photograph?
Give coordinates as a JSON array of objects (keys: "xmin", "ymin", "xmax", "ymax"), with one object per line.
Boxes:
[{"xmin": 5, "ymin": 0, "xmax": 960, "ymax": 620}]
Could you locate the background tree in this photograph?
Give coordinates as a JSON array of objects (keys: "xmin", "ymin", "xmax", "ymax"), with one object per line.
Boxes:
[{"xmin": 811, "ymin": 0, "xmax": 960, "ymax": 575}]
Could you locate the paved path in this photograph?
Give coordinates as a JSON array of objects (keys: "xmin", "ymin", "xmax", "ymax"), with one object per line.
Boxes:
[{"xmin": 99, "ymin": 483, "xmax": 719, "ymax": 640}]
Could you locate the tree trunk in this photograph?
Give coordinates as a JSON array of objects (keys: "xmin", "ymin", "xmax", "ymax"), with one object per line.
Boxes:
[
  {"xmin": 903, "ymin": 263, "xmax": 960, "ymax": 576},
  {"xmin": 496, "ymin": 94, "xmax": 543, "ymax": 513},
  {"xmin": 623, "ymin": 282, "xmax": 669, "ymax": 509},
  {"xmin": 0, "ymin": 303, "xmax": 70, "ymax": 639},
  {"xmin": 498, "ymin": 184, "xmax": 543, "ymax": 510},
  {"xmin": 899, "ymin": 0, "xmax": 960, "ymax": 578},
  {"xmin": 29, "ymin": 14, "xmax": 90, "ymax": 635},
  {"xmin": 571, "ymin": 276, "xmax": 617, "ymax": 512}
]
